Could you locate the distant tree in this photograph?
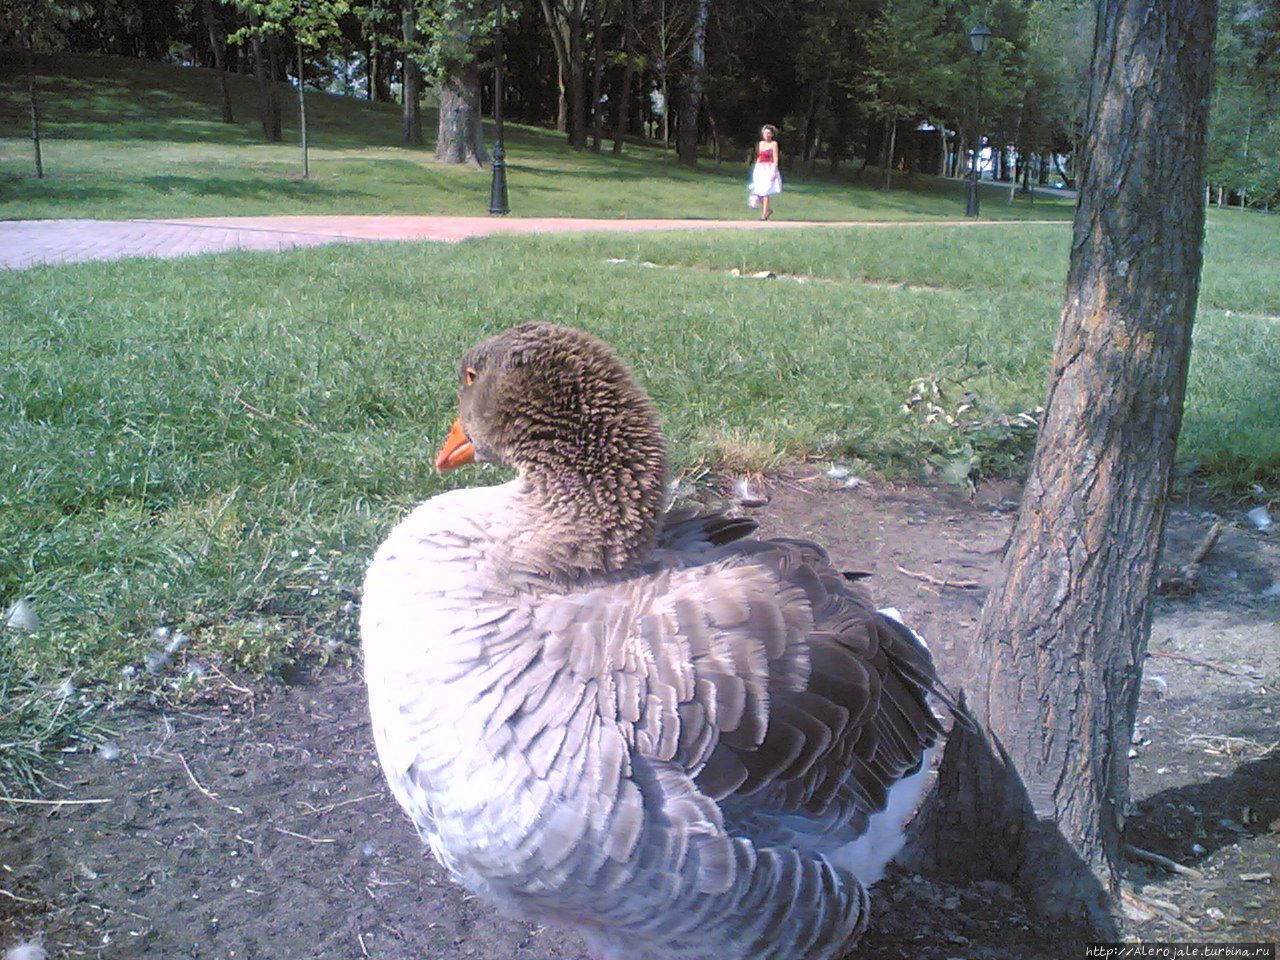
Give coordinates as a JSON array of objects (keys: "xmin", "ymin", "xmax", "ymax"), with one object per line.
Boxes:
[
  {"xmin": 400, "ymin": 0, "xmax": 424, "ymax": 144},
  {"xmin": 539, "ymin": 0, "xmax": 589, "ymax": 145},
  {"xmin": 202, "ymin": 0, "xmax": 236, "ymax": 123},
  {"xmin": 430, "ymin": 0, "xmax": 490, "ymax": 165},
  {"xmin": 232, "ymin": 0, "xmax": 350, "ymax": 175},
  {"xmin": 675, "ymin": 0, "xmax": 706, "ymax": 166},
  {"xmin": 610, "ymin": 0, "xmax": 635, "ymax": 154},
  {"xmin": 908, "ymin": 0, "xmax": 1219, "ymax": 938},
  {"xmin": 1, "ymin": 0, "xmax": 85, "ymax": 178},
  {"xmin": 861, "ymin": 0, "xmax": 952, "ymax": 189}
]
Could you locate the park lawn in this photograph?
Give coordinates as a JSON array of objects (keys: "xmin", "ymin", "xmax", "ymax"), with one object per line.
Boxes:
[{"xmin": 0, "ymin": 52, "xmax": 1075, "ymax": 222}]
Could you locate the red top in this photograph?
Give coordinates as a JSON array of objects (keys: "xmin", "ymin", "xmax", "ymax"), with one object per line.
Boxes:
[{"xmin": 757, "ymin": 147, "xmax": 775, "ymax": 162}]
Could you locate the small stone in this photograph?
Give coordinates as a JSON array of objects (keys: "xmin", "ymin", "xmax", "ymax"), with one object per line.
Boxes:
[
  {"xmin": 1245, "ymin": 506, "xmax": 1273, "ymax": 531},
  {"xmin": 731, "ymin": 477, "xmax": 769, "ymax": 508},
  {"xmin": 826, "ymin": 465, "xmax": 851, "ymax": 480},
  {"xmin": 1191, "ymin": 843, "xmax": 1207, "ymax": 856},
  {"xmin": 1205, "ymin": 906, "xmax": 1226, "ymax": 920},
  {"xmin": 99, "ymin": 742, "xmax": 121, "ymax": 761}
]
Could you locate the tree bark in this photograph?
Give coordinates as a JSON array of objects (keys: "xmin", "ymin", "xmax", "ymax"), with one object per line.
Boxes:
[
  {"xmin": 297, "ymin": 43, "xmax": 309, "ymax": 178},
  {"xmin": 589, "ymin": 0, "xmax": 607, "ymax": 152},
  {"xmin": 610, "ymin": 0, "xmax": 634, "ymax": 154},
  {"xmin": 905, "ymin": 0, "xmax": 1218, "ymax": 938},
  {"xmin": 202, "ymin": 0, "xmax": 234, "ymax": 123},
  {"xmin": 881, "ymin": 118, "xmax": 896, "ymax": 190},
  {"xmin": 435, "ymin": 59, "xmax": 489, "ymax": 166},
  {"xmin": 249, "ymin": 12, "xmax": 281, "ymax": 142},
  {"xmin": 23, "ymin": 38, "xmax": 44, "ymax": 179},
  {"xmin": 676, "ymin": 0, "xmax": 707, "ymax": 167},
  {"xmin": 539, "ymin": 0, "xmax": 587, "ymax": 145},
  {"xmin": 401, "ymin": 0, "xmax": 423, "ymax": 146}
]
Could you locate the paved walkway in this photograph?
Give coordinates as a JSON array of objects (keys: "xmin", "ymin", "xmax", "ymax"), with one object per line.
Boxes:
[{"xmin": 0, "ymin": 215, "xmax": 1068, "ymax": 271}]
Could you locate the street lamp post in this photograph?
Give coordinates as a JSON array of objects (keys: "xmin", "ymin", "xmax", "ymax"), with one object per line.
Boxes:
[
  {"xmin": 488, "ymin": 0, "xmax": 509, "ymax": 215},
  {"xmin": 966, "ymin": 23, "xmax": 992, "ymax": 218}
]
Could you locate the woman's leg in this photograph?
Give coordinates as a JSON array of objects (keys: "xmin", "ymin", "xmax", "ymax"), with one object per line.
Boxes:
[{"xmin": 760, "ymin": 196, "xmax": 771, "ymax": 220}]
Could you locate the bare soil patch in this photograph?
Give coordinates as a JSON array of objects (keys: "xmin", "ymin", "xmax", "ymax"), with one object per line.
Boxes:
[{"xmin": 3, "ymin": 469, "xmax": 1277, "ymax": 959}]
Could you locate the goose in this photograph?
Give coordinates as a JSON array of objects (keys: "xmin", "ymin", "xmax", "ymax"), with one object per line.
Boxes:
[{"xmin": 361, "ymin": 323, "xmax": 951, "ymax": 960}]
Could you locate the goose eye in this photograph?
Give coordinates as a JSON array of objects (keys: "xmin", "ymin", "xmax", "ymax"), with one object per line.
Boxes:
[{"xmin": 464, "ymin": 367, "xmax": 478, "ymax": 386}]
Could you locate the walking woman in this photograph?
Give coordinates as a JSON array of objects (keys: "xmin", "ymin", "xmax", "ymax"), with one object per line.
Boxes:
[{"xmin": 749, "ymin": 124, "xmax": 782, "ymax": 220}]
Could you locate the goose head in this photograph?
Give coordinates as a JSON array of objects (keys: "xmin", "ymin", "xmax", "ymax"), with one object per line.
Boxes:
[{"xmin": 435, "ymin": 323, "xmax": 668, "ymax": 582}]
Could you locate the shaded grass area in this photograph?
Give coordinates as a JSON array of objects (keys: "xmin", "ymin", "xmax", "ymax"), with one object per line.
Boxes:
[
  {"xmin": 2, "ymin": 217, "xmax": 1278, "ymax": 794},
  {"xmin": 1, "ymin": 52, "xmax": 1075, "ymax": 222}
]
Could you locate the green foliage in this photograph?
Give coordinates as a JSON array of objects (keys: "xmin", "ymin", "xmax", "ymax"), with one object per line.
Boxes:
[
  {"xmin": 229, "ymin": 0, "xmax": 350, "ymax": 51},
  {"xmin": 1207, "ymin": 0, "xmax": 1280, "ymax": 207}
]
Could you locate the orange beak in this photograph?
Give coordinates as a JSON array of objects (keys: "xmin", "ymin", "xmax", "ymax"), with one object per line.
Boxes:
[{"xmin": 434, "ymin": 418, "xmax": 475, "ymax": 472}]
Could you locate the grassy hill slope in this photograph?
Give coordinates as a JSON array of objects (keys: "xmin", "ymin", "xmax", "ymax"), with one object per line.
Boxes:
[{"xmin": 1, "ymin": 52, "xmax": 1076, "ymax": 221}]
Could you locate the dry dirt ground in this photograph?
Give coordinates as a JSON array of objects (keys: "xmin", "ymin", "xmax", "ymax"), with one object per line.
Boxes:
[{"xmin": 3, "ymin": 469, "xmax": 1277, "ymax": 959}]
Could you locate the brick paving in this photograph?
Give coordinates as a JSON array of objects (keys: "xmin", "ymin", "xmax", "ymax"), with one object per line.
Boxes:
[{"xmin": 0, "ymin": 215, "xmax": 1067, "ymax": 271}]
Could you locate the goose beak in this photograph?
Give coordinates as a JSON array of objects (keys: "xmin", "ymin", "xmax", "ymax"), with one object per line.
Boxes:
[{"xmin": 435, "ymin": 418, "xmax": 475, "ymax": 472}]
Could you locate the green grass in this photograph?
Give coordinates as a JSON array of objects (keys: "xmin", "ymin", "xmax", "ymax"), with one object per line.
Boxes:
[{"xmin": 1, "ymin": 52, "xmax": 1075, "ymax": 222}]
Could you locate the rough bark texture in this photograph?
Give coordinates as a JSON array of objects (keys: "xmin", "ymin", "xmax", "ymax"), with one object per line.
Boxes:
[
  {"xmin": 401, "ymin": 1, "xmax": 423, "ymax": 147},
  {"xmin": 435, "ymin": 60, "xmax": 488, "ymax": 166},
  {"xmin": 676, "ymin": 0, "xmax": 707, "ymax": 167},
  {"xmin": 905, "ymin": 0, "xmax": 1218, "ymax": 938}
]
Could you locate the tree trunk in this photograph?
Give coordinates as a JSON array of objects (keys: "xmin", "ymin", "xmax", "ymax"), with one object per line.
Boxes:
[
  {"xmin": 249, "ymin": 14, "xmax": 281, "ymax": 142},
  {"xmin": 297, "ymin": 43, "xmax": 309, "ymax": 178},
  {"xmin": 402, "ymin": 1, "xmax": 423, "ymax": 146},
  {"xmin": 676, "ymin": 0, "xmax": 707, "ymax": 167},
  {"xmin": 905, "ymin": 0, "xmax": 1218, "ymax": 938},
  {"xmin": 589, "ymin": 0, "xmax": 607, "ymax": 152},
  {"xmin": 23, "ymin": 39, "xmax": 44, "ymax": 178},
  {"xmin": 539, "ymin": 0, "xmax": 586, "ymax": 144},
  {"xmin": 882, "ymin": 118, "xmax": 896, "ymax": 190},
  {"xmin": 203, "ymin": 0, "xmax": 234, "ymax": 123},
  {"xmin": 611, "ymin": 0, "xmax": 634, "ymax": 154},
  {"xmin": 436, "ymin": 59, "xmax": 489, "ymax": 166}
]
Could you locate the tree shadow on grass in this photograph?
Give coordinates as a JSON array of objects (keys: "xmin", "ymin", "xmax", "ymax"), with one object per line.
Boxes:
[
  {"xmin": 0, "ymin": 174, "xmax": 126, "ymax": 209},
  {"xmin": 139, "ymin": 175, "xmax": 371, "ymax": 202}
]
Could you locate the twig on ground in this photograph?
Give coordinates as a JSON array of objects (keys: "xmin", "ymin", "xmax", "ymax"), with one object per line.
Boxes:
[
  {"xmin": 1148, "ymin": 650, "xmax": 1261, "ymax": 679},
  {"xmin": 178, "ymin": 752, "xmax": 244, "ymax": 815},
  {"xmin": 271, "ymin": 825, "xmax": 336, "ymax": 844},
  {"xmin": 896, "ymin": 565, "xmax": 981, "ymax": 590},
  {"xmin": 1125, "ymin": 843, "xmax": 1205, "ymax": 880},
  {"xmin": 357, "ymin": 932, "xmax": 370, "ymax": 958},
  {"xmin": 297, "ymin": 792, "xmax": 381, "ymax": 816},
  {"xmin": 234, "ymin": 396, "xmax": 318, "ymax": 432},
  {"xmin": 0, "ymin": 887, "xmax": 42, "ymax": 904},
  {"xmin": 0, "ymin": 796, "xmax": 111, "ymax": 806},
  {"xmin": 208, "ymin": 663, "xmax": 253, "ymax": 695}
]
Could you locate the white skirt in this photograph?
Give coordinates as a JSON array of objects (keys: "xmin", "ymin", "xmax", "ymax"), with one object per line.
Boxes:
[{"xmin": 749, "ymin": 163, "xmax": 782, "ymax": 197}]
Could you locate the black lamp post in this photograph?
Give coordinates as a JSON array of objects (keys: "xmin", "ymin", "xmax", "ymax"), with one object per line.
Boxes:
[
  {"xmin": 966, "ymin": 23, "xmax": 992, "ymax": 218},
  {"xmin": 488, "ymin": 0, "xmax": 509, "ymax": 216}
]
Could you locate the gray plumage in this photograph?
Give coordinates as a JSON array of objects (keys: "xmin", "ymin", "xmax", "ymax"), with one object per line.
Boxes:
[{"xmin": 361, "ymin": 323, "xmax": 948, "ymax": 960}]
